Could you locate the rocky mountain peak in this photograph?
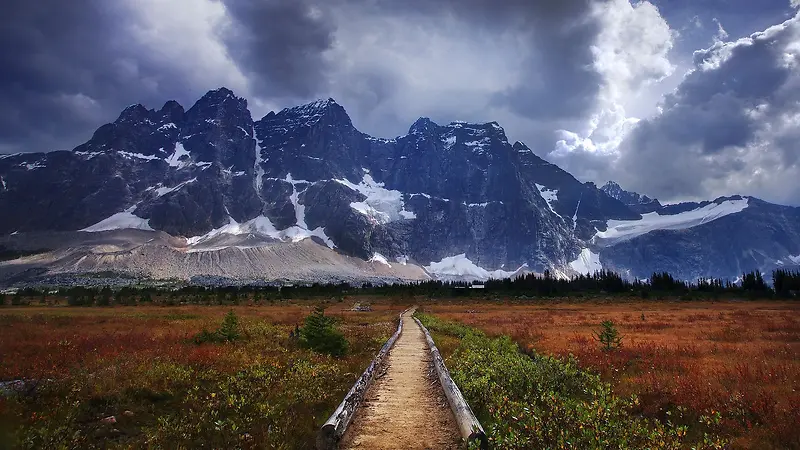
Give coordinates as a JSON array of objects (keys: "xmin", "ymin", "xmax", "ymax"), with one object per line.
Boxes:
[
  {"xmin": 409, "ymin": 117, "xmax": 436, "ymax": 136},
  {"xmin": 601, "ymin": 180, "xmax": 662, "ymax": 213},
  {"xmin": 258, "ymin": 97, "xmax": 353, "ymax": 137},
  {"xmin": 115, "ymin": 104, "xmax": 151, "ymax": 124},
  {"xmin": 186, "ymin": 88, "xmax": 248, "ymax": 120},
  {"xmin": 512, "ymin": 141, "xmax": 531, "ymax": 152},
  {"xmin": 158, "ymin": 100, "xmax": 185, "ymax": 123},
  {"xmin": 601, "ymin": 181, "xmax": 656, "ymax": 205}
]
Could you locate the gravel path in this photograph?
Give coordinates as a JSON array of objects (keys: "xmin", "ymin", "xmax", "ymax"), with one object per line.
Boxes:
[{"xmin": 340, "ymin": 311, "xmax": 462, "ymax": 449}]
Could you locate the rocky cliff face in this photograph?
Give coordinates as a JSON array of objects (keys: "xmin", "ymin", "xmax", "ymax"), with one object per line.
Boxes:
[{"xmin": 1, "ymin": 88, "xmax": 799, "ymax": 282}]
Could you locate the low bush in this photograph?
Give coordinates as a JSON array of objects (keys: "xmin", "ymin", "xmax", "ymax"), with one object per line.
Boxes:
[
  {"xmin": 298, "ymin": 307, "xmax": 348, "ymax": 357},
  {"xmin": 418, "ymin": 314, "xmax": 727, "ymax": 449},
  {"xmin": 194, "ymin": 311, "xmax": 241, "ymax": 344}
]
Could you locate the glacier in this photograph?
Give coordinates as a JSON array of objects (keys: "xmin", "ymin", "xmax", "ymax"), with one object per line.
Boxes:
[{"xmin": 594, "ymin": 198, "xmax": 750, "ymax": 245}]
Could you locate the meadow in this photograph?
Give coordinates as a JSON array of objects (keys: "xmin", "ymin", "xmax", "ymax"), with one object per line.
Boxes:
[
  {"xmin": 423, "ymin": 299, "xmax": 800, "ymax": 449},
  {"xmin": 1, "ymin": 296, "xmax": 797, "ymax": 449},
  {"xmin": 0, "ymin": 301, "xmax": 404, "ymax": 449}
]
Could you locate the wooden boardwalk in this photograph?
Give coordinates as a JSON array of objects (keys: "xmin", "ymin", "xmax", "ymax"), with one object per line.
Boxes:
[{"xmin": 339, "ymin": 311, "xmax": 462, "ymax": 449}]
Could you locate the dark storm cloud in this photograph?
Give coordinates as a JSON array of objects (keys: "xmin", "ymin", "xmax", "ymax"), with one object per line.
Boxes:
[
  {"xmin": 214, "ymin": 0, "xmax": 608, "ymax": 125},
  {"xmin": 0, "ymin": 0, "xmax": 340, "ymax": 154},
  {"xmin": 0, "ymin": 0, "xmax": 614, "ymax": 154},
  {"xmin": 0, "ymin": 0, "xmax": 219, "ymax": 153},
  {"xmin": 0, "ymin": 0, "xmax": 120, "ymax": 152},
  {"xmin": 352, "ymin": 0, "xmax": 606, "ymax": 121},
  {"xmin": 615, "ymin": 13, "xmax": 800, "ymax": 204},
  {"xmin": 220, "ymin": 0, "xmax": 336, "ymax": 99},
  {"xmin": 475, "ymin": 0, "xmax": 603, "ymax": 121}
]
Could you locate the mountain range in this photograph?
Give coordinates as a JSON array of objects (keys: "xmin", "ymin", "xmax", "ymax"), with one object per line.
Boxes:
[{"xmin": 1, "ymin": 88, "xmax": 799, "ymax": 286}]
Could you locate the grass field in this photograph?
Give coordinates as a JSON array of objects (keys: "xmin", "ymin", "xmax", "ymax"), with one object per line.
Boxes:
[
  {"xmin": 423, "ymin": 299, "xmax": 800, "ymax": 449},
  {"xmin": 1, "ymin": 297, "xmax": 797, "ymax": 449},
  {"xmin": 0, "ymin": 302, "xmax": 404, "ymax": 449}
]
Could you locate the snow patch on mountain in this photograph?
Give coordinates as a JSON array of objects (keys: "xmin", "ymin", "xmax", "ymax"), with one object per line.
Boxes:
[
  {"xmin": 425, "ymin": 254, "xmax": 517, "ymax": 280},
  {"xmin": 185, "ymin": 214, "xmax": 334, "ymax": 251},
  {"xmin": 0, "ymin": 176, "xmax": 6, "ymax": 190},
  {"xmin": 465, "ymin": 137, "xmax": 491, "ymax": 154},
  {"xmin": 74, "ymin": 151, "xmax": 102, "ymax": 159},
  {"xmin": 285, "ymin": 173, "xmax": 310, "ymax": 229},
  {"xmin": 594, "ymin": 198, "xmax": 750, "ymax": 245},
  {"xmin": 536, "ymin": 184, "xmax": 560, "ymax": 216},
  {"xmin": 369, "ymin": 253, "xmax": 392, "ymax": 267},
  {"xmin": 409, "ymin": 193, "xmax": 450, "ymax": 202},
  {"xmin": 789, "ymin": 254, "xmax": 800, "ymax": 264},
  {"xmin": 569, "ymin": 248, "xmax": 602, "ymax": 275},
  {"xmin": 149, "ymin": 178, "xmax": 197, "ymax": 198},
  {"xmin": 166, "ymin": 143, "xmax": 191, "ymax": 168},
  {"xmin": 185, "ymin": 216, "xmax": 244, "ymax": 246},
  {"xmin": 81, "ymin": 207, "xmax": 154, "ymax": 232},
  {"xmin": 21, "ymin": 162, "xmax": 45, "ymax": 170},
  {"xmin": 254, "ymin": 128, "xmax": 266, "ymax": 203},
  {"xmin": 179, "ymin": 173, "xmax": 338, "ymax": 251},
  {"xmin": 119, "ymin": 151, "xmax": 160, "ymax": 161},
  {"xmin": 335, "ymin": 174, "xmax": 416, "ymax": 224}
]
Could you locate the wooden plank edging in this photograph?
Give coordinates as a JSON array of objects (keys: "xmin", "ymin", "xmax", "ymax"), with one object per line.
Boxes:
[
  {"xmin": 414, "ymin": 316, "xmax": 488, "ymax": 450},
  {"xmin": 316, "ymin": 307, "xmax": 411, "ymax": 450}
]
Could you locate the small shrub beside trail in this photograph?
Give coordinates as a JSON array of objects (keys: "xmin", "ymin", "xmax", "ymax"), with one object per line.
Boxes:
[{"xmin": 299, "ymin": 306, "xmax": 349, "ymax": 357}]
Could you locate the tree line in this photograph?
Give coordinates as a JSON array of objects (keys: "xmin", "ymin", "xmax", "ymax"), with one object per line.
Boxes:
[{"xmin": 1, "ymin": 268, "xmax": 799, "ymax": 306}]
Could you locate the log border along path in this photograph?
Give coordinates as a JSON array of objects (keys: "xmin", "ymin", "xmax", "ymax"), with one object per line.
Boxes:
[{"xmin": 317, "ymin": 308, "xmax": 486, "ymax": 450}]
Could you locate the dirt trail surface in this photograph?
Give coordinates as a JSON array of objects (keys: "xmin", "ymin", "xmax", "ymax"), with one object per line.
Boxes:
[{"xmin": 340, "ymin": 311, "xmax": 462, "ymax": 450}]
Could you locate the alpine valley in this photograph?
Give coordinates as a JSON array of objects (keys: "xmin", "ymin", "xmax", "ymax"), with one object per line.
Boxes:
[{"xmin": 1, "ymin": 88, "xmax": 799, "ymax": 286}]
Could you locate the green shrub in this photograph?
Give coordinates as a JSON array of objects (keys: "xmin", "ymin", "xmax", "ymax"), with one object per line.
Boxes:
[
  {"xmin": 194, "ymin": 311, "xmax": 241, "ymax": 344},
  {"xmin": 143, "ymin": 359, "xmax": 343, "ymax": 448},
  {"xmin": 417, "ymin": 314, "xmax": 727, "ymax": 449},
  {"xmin": 299, "ymin": 307, "xmax": 348, "ymax": 357}
]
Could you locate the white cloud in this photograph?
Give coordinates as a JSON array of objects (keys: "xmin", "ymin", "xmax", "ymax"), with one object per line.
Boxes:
[
  {"xmin": 613, "ymin": 12, "xmax": 800, "ymax": 205},
  {"xmin": 549, "ymin": 0, "xmax": 675, "ymax": 178},
  {"xmin": 713, "ymin": 18, "xmax": 729, "ymax": 42}
]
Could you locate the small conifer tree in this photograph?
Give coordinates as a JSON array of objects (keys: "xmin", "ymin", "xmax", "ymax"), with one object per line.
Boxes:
[
  {"xmin": 299, "ymin": 306, "xmax": 348, "ymax": 357},
  {"xmin": 194, "ymin": 310, "xmax": 241, "ymax": 344},
  {"xmin": 594, "ymin": 320, "xmax": 622, "ymax": 351},
  {"xmin": 218, "ymin": 310, "xmax": 241, "ymax": 342}
]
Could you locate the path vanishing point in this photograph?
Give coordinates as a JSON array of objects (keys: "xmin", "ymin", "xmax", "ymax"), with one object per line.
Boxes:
[{"xmin": 339, "ymin": 310, "xmax": 462, "ymax": 449}]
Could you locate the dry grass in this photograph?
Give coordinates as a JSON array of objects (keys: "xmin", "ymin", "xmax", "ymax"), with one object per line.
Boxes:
[
  {"xmin": 0, "ymin": 301, "xmax": 406, "ymax": 448},
  {"xmin": 0, "ymin": 302, "xmax": 402, "ymax": 379},
  {"xmin": 423, "ymin": 299, "xmax": 800, "ymax": 449}
]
